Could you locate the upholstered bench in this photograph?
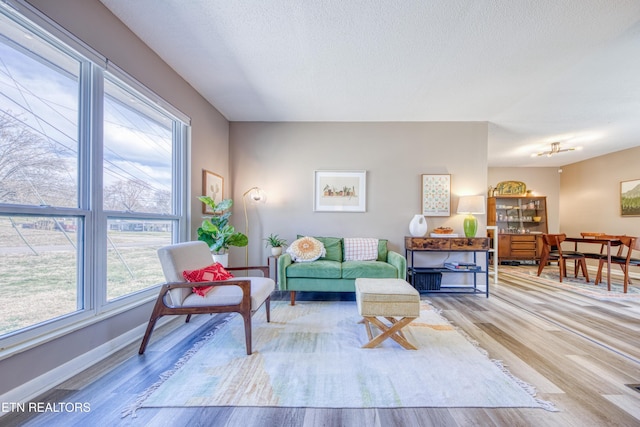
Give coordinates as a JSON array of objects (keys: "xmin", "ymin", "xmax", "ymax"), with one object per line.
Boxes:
[{"xmin": 355, "ymin": 278, "xmax": 420, "ymax": 350}]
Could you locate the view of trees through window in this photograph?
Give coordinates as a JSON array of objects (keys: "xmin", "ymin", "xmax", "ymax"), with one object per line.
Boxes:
[
  {"xmin": 0, "ymin": 9, "xmax": 186, "ymax": 338},
  {"xmin": 103, "ymin": 75, "xmax": 175, "ymax": 300},
  {"xmin": 103, "ymin": 76, "xmax": 173, "ymax": 215}
]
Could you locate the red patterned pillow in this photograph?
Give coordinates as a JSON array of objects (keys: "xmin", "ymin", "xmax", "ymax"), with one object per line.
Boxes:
[{"xmin": 183, "ymin": 263, "xmax": 234, "ymax": 296}]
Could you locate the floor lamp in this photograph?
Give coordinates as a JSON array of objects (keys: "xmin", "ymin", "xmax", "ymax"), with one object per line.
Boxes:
[{"xmin": 243, "ymin": 187, "xmax": 267, "ymax": 266}]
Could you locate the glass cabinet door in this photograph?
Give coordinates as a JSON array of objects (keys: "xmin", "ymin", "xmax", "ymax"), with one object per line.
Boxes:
[{"xmin": 489, "ymin": 196, "xmax": 547, "ymax": 235}]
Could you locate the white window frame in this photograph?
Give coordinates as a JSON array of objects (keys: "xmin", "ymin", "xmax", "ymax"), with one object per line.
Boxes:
[{"xmin": 0, "ymin": 1, "xmax": 190, "ymax": 353}]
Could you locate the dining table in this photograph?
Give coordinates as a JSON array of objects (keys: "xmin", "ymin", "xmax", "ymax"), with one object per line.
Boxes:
[{"xmin": 565, "ymin": 236, "xmax": 623, "ymax": 289}]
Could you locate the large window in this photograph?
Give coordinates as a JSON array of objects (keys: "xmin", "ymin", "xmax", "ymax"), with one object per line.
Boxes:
[
  {"xmin": 103, "ymin": 75, "xmax": 176, "ymax": 300},
  {"xmin": 0, "ymin": 6, "xmax": 188, "ymax": 341}
]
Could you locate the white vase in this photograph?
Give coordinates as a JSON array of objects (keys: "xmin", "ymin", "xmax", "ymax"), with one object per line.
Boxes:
[
  {"xmin": 409, "ymin": 214, "xmax": 428, "ymax": 237},
  {"xmin": 212, "ymin": 252, "xmax": 229, "ymax": 267},
  {"xmin": 271, "ymin": 246, "xmax": 283, "ymax": 256}
]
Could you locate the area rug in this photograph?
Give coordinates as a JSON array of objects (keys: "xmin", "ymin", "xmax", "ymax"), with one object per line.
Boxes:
[
  {"xmin": 124, "ymin": 301, "xmax": 555, "ymax": 417},
  {"xmin": 500, "ymin": 265, "xmax": 640, "ymax": 301}
]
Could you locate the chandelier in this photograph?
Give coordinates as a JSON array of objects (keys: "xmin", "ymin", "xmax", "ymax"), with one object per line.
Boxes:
[{"xmin": 532, "ymin": 142, "xmax": 578, "ymax": 157}]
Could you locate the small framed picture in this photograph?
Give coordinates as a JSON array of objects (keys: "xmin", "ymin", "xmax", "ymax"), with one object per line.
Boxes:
[
  {"xmin": 202, "ymin": 170, "xmax": 223, "ymax": 214},
  {"xmin": 314, "ymin": 170, "xmax": 366, "ymax": 212},
  {"xmin": 421, "ymin": 174, "xmax": 451, "ymax": 216},
  {"xmin": 621, "ymin": 179, "xmax": 640, "ymax": 216}
]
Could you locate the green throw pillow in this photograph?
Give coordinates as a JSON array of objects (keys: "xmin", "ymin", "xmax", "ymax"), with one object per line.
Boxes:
[
  {"xmin": 377, "ymin": 239, "xmax": 388, "ymax": 261},
  {"xmin": 298, "ymin": 235, "xmax": 343, "ymax": 262}
]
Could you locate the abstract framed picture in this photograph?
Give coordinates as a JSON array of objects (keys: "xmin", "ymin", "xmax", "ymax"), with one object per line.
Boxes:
[
  {"xmin": 314, "ymin": 170, "xmax": 366, "ymax": 212},
  {"xmin": 421, "ymin": 174, "xmax": 451, "ymax": 216},
  {"xmin": 202, "ymin": 169, "xmax": 223, "ymax": 214},
  {"xmin": 620, "ymin": 178, "xmax": 640, "ymax": 216}
]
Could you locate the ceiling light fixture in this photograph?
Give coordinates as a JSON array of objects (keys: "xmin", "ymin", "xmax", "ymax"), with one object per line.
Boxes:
[{"xmin": 532, "ymin": 142, "xmax": 579, "ymax": 157}]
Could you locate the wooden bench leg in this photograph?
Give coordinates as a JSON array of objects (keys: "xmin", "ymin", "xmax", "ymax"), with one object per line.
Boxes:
[
  {"xmin": 359, "ymin": 318, "xmax": 374, "ymax": 341},
  {"xmin": 385, "ymin": 317, "xmax": 407, "ymax": 340},
  {"xmin": 361, "ymin": 316, "xmax": 417, "ymax": 350}
]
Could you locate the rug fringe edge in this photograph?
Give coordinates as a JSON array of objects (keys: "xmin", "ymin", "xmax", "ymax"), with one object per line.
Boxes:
[
  {"xmin": 434, "ymin": 304, "xmax": 559, "ymax": 413},
  {"xmin": 120, "ymin": 314, "xmax": 234, "ymax": 418}
]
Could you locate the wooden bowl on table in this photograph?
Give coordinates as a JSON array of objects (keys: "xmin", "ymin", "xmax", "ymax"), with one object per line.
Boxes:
[{"xmin": 432, "ymin": 227, "xmax": 454, "ymax": 235}]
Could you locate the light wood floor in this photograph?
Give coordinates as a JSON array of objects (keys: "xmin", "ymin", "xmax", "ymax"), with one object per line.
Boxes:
[{"xmin": 3, "ymin": 269, "xmax": 640, "ymax": 427}]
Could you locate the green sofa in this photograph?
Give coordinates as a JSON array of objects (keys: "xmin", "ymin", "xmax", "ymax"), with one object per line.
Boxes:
[{"xmin": 277, "ymin": 236, "xmax": 407, "ymax": 305}]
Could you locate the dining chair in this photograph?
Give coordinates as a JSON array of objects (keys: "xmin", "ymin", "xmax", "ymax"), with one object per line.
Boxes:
[
  {"xmin": 627, "ymin": 238, "xmax": 640, "ymax": 289},
  {"xmin": 595, "ymin": 236, "xmax": 639, "ymax": 292},
  {"xmin": 578, "ymin": 232, "xmax": 608, "ymax": 260},
  {"xmin": 573, "ymin": 232, "xmax": 608, "ymax": 272},
  {"xmin": 581, "ymin": 232, "xmax": 605, "ymax": 238},
  {"xmin": 138, "ymin": 241, "xmax": 275, "ymax": 355},
  {"xmin": 537, "ymin": 233, "xmax": 589, "ymax": 282}
]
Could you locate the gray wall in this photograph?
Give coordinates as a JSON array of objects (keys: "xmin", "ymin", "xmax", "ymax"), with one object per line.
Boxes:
[
  {"xmin": 229, "ymin": 122, "xmax": 489, "ymax": 267},
  {"xmin": 0, "ymin": 0, "xmax": 229, "ymax": 397}
]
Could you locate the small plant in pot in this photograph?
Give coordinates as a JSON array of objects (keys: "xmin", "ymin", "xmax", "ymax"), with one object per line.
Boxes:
[
  {"xmin": 264, "ymin": 233, "xmax": 287, "ymax": 256},
  {"xmin": 197, "ymin": 196, "xmax": 248, "ymax": 266}
]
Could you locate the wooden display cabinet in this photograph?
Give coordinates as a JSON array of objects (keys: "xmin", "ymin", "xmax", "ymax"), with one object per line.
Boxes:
[{"xmin": 488, "ymin": 196, "xmax": 548, "ymax": 262}]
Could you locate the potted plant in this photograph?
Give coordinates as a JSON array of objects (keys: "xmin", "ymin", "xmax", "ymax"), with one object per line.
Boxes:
[
  {"xmin": 264, "ymin": 233, "xmax": 287, "ymax": 256},
  {"xmin": 197, "ymin": 196, "xmax": 248, "ymax": 266}
]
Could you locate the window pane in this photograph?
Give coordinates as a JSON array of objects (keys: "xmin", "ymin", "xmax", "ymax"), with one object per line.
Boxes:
[
  {"xmin": 0, "ymin": 13, "xmax": 80, "ymax": 207},
  {"xmin": 106, "ymin": 218, "xmax": 172, "ymax": 301},
  {"xmin": 0, "ymin": 215, "xmax": 81, "ymax": 336},
  {"xmin": 103, "ymin": 77, "xmax": 173, "ymax": 214}
]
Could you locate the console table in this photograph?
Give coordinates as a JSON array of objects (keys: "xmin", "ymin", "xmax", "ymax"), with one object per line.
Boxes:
[{"xmin": 405, "ymin": 236, "xmax": 490, "ymax": 297}]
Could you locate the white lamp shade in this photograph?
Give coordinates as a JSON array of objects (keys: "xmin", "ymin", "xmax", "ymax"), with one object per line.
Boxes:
[
  {"xmin": 245, "ymin": 187, "xmax": 267, "ymax": 204},
  {"xmin": 457, "ymin": 195, "xmax": 485, "ymax": 214}
]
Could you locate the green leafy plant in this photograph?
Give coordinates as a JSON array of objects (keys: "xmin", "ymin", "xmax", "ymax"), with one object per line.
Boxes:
[
  {"xmin": 263, "ymin": 233, "xmax": 287, "ymax": 248},
  {"xmin": 197, "ymin": 196, "xmax": 248, "ymax": 254}
]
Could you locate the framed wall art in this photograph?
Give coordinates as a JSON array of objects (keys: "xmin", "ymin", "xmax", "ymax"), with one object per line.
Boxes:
[
  {"xmin": 421, "ymin": 174, "xmax": 451, "ymax": 216},
  {"xmin": 621, "ymin": 178, "xmax": 640, "ymax": 216},
  {"xmin": 314, "ymin": 170, "xmax": 366, "ymax": 212},
  {"xmin": 494, "ymin": 180, "xmax": 527, "ymax": 196},
  {"xmin": 202, "ymin": 169, "xmax": 223, "ymax": 214}
]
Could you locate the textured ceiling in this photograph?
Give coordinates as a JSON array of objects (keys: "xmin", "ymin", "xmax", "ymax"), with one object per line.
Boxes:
[{"xmin": 99, "ymin": 0, "xmax": 640, "ymax": 167}]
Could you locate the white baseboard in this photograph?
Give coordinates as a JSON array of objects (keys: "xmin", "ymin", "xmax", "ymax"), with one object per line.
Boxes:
[{"xmin": 0, "ymin": 317, "xmax": 174, "ymax": 414}]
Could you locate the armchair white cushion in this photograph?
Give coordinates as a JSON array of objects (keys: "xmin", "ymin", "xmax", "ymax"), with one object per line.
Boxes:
[{"xmin": 181, "ymin": 276, "xmax": 274, "ymax": 309}]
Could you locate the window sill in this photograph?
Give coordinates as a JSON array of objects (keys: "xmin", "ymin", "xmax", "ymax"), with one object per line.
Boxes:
[{"xmin": 0, "ymin": 292, "xmax": 157, "ymax": 362}]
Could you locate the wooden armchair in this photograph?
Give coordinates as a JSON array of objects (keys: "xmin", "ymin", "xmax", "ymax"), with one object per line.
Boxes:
[
  {"xmin": 537, "ymin": 233, "xmax": 589, "ymax": 282},
  {"xmin": 138, "ymin": 241, "xmax": 275, "ymax": 355},
  {"xmin": 595, "ymin": 236, "xmax": 639, "ymax": 292}
]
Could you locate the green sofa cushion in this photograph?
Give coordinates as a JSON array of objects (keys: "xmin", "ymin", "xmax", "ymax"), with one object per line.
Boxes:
[
  {"xmin": 298, "ymin": 235, "xmax": 343, "ymax": 262},
  {"xmin": 284, "ymin": 278, "xmax": 356, "ymax": 292},
  {"xmin": 341, "ymin": 260, "xmax": 398, "ymax": 279},
  {"xmin": 286, "ymin": 259, "xmax": 342, "ymax": 279}
]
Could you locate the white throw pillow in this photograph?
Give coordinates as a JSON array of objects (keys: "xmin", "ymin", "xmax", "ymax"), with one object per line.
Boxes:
[
  {"xmin": 344, "ymin": 238, "xmax": 379, "ymax": 261},
  {"xmin": 287, "ymin": 236, "xmax": 326, "ymax": 262}
]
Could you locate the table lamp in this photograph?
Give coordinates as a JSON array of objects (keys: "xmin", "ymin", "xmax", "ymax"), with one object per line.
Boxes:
[{"xmin": 457, "ymin": 195, "xmax": 485, "ymax": 238}]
